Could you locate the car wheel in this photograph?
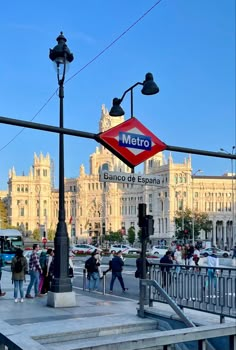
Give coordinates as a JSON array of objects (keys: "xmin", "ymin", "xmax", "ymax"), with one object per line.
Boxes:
[{"xmin": 223, "ymin": 253, "xmax": 228, "ymax": 258}]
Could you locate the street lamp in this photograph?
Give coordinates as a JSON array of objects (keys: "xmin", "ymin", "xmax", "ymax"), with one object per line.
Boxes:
[
  {"xmin": 220, "ymin": 146, "xmax": 236, "ymax": 248},
  {"xmin": 191, "ymin": 169, "xmax": 203, "ymax": 247},
  {"xmin": 109, "ymin": 72, "xmax": 159, "ymax": 118},
  {"xmin": 48, "ymin": 32, "xmax": 75, "ymax": 306}
]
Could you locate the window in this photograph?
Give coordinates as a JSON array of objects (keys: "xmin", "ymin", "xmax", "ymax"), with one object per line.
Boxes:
[
  {"xmin": 20, "ymin": 208, "xmax": 24, "ymax": 216},
  {"xmin": 43, "ymin": 169, "xmax": 47, "ymax": 176}
]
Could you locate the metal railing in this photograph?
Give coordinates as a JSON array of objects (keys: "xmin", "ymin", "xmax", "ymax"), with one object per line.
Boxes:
[{"xmin": 148, "ymin": 263, "xmax": 236, "ymax": 320}]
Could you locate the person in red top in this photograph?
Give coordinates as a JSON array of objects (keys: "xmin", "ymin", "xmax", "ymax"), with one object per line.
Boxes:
[{"xmin": 25, "ymin": 244, "xmax": 43, "ymax": 298}]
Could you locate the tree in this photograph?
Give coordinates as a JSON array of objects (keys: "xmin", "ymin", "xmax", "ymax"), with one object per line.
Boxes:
[
  {"xmin": 127, "ymin": 226, "xmax": 135, "ymax": 245},
  {"xmin": 32, "ymin": 228, "xmax": 40, "ymax": 241},
  {"xmin": 47, "ymin": 228, "xmax": 56, "ymax": 241},
  {"xmin": 0, "ymin": 200, "xmax": 8, "ymax": 228},
  {"xmin": 104, "ymin": 231, "xmax": 123, "ymax": 243},
  {"xmin": 175, "ymin": 208, "xmax": 212, "ymax": 241}
]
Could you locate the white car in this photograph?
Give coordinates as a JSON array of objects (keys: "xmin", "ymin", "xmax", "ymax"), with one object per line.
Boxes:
[
  {"xmin": 200, "ymin": 247, "xmax": 230, "ymax": 258},
  {"xmin": 109, "ymin": 244, "xmax": 140, "ymax": 255},
  {"xmin": 149, "ymin": 246, "xmax": 170, "ymax": 257},
  {"xmin": 71, "ymin": 244, "xmax": 101, "ymax": 255}
]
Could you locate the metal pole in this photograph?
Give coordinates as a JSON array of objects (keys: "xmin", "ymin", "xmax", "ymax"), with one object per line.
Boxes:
[
  {"xmin": 51, "ymin": 80, "xmax": 71, "ymax": 293},
  {"xmin": 231, "ymin": 157, "xmax": 235, "ymax": 247}
]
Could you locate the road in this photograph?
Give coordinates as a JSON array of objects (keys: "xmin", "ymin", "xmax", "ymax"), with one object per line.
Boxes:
[{"xmin": 72, "ymin": 258, "xmax": 140, "ymax": 300}]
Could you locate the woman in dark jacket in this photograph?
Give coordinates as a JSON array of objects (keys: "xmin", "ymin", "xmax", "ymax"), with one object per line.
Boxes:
[{"xmin": 11, "ymin": 248, "xmax": 28, "ymax": 303}]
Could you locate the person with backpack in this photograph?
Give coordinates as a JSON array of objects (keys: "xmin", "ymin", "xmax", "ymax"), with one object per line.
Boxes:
[
  {"xmin": 11, "ymin": 248, "xmax": 27, "ymax": 303},
  {"xmin": 39, "ymin": 250, "xmax": 47, "ymax": 294},
  {"xmin": 25, "ymin": 244, "xmax": 43, "ymax": 298},
  {"xmin": 0, "ymin": 252, "xmax": 6, "ymax": 297},
  {"xmin": 85, "ymin": 250, "xmax": 100, "ymax": 291}
]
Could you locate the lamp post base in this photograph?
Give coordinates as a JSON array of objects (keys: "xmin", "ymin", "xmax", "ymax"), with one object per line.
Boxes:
[{"xmin": 47, "ymin": 291, "xmax": 76, "ymax": 308}]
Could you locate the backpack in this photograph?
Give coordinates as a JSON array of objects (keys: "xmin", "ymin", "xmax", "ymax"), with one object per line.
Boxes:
[
  {"xmin": 39, "ymin": 252, "xmax": 47, "ymax": 269},
  {"xmin": 14, "ymin": 258, "xmax": 23, "ymax": 273},
  {"xmin": 85, "ymin": 257, "xmax": 93, "ymax": 272}
]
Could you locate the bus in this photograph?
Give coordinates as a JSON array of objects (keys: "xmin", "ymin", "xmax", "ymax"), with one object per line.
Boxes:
[{"xmin": 0, "ymin": 229, "xmax": 24, "ymax": 263}]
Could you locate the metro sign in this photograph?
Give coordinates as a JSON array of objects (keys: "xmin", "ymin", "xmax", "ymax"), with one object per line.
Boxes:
[{"xmin": 98, "ymin": 117, "xmax": 166, "ymax": 167}]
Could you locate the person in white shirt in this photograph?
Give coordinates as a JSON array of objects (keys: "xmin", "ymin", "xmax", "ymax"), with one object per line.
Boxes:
[
  {"xmin": 206, "ymin": 248, "xmax": 219, "ymax": 291},
  {"xmin": 174, "ymin": 246, "xmax": 183, "ymax": 273}
]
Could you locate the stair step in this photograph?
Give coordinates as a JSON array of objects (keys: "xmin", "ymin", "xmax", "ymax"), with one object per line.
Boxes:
[
  {"xmin": 40, "ymin": 329, "xmax": 162, "ymax": 350},
  {"xmin": 33, "ymin": 319, "xmax": 159, "ymax": 346}
]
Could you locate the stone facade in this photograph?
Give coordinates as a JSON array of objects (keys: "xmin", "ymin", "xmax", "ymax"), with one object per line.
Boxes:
[{"xmin": 4, "ymin": 105, "xmax": 236, "ymax": 249}]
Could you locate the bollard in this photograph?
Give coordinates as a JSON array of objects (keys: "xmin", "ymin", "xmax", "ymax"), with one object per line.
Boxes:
[
  {"xmin": 83, "ymin": 268, "xmax": 87, "ymax": 291},
  {"xmin": 103, "ymin": 273, "xmax": 106, "ymax": 295}
]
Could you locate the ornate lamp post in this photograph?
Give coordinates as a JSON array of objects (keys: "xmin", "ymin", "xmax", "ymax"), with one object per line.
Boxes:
[{"xmin": 48, "ymin": 33, "xmax": 75, "ymax": 306}]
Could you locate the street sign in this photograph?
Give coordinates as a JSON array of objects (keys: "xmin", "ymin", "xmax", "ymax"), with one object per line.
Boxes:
[
  {"xmin": 42, "ymin": 237, "xmax": 47, "ymax": 244},
  {"xmin": 100, "ymin": 170, "xmax": 162, "ymax": 186},
  {"xmin": 98, "ymin": 117, "xmax": 166, "ymax": 167}
]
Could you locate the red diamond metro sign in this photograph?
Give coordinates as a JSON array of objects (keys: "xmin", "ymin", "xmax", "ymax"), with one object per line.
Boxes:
[{"xmin": 98, "ymin": 117, "xmax": 166, "ymax": 167}]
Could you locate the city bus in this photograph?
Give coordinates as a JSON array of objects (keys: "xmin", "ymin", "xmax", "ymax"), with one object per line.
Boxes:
[{"xmin": 0, "ymin": 229, "xmax": 24, "ymax": 263}]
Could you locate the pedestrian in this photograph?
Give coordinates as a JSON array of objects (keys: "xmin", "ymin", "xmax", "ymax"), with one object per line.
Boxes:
[
  {"xmin": 103, "ymin": 250, "xmax": 115, "ymax": 275},
  {"xmin": 193, "ymin": 246, "xmax": 200, "ymax": 268},
  {"xmin": 11, "ymin": 248, "xmax": 28, "ymax": 303},
  {"xmin": 174, "ymin": 245, "xmax": 183, "ymax": 273},
  {"xmin": 0, "ymin": 252, "xmax": 6, "ymax": 297},
  {"xmin": 232, "ymin": 246, "xmax": 236, "ymax": 267},
  {"xmin": 135, "ymin": 253, "xmax": 150, "ymax": 278},
  {"xmin": 109, "ymin": 251, "xmax": 128, "ymax": 294},
  {"xmin": 85, "ymin": 250, "xmax": 100, "ymax": 291},
  {"xmin": 205, "ymin": 248, "xmax": 219, "ymax": 292},
  {"xmin": 160, "ymin": 251, "xmax": 173, "ymax": 288},
  {"xmin": 39, "ymin": 250, "xmax": 47, "ymax": 294},
  {"xmin": 46, "ymin": 249, "xmax": 54, "ymax": 291},
  {"xmin": 25, "ymin": 244, "xmax": 43, "ymax": 298}
]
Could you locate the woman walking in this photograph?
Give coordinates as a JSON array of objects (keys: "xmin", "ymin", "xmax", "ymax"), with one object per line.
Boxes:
[{"xmin": 11, "ymin": 248, "xmax": 28, "ymax": 303}]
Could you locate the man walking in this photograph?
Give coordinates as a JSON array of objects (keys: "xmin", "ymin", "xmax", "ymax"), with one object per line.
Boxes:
[
  {"xmin": 109, "ymin": 251, "xmax": 128, "ymax": 294},
  {"xmin": 0, "ymin": 252, "xmax": 6, "ymax": 297},
  {"xmin": 25, "ymin": 244, "xmax": 43, "ymax": 298}
]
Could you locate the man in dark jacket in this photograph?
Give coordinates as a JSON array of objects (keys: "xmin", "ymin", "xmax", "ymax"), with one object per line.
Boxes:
[
  {"xmin": 160, "ymin": 251, "xmax": 173, "ymax": 288},
  {"xmin": 0, "ymin": 253, "xmax": 6, "ymax": 297},
  {"xmin": 109, "ymin": 251, "xmax": 128, "ymax": 293},
  {"xmin": 85, "ymin": 250, "xmax": 100, "ymax": 291}
]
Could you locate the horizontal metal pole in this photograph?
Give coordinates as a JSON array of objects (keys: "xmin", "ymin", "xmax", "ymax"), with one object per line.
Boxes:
[
  {"xmin": 0, "ymin": 116, "xmax": 98, "ymax": 141},
  {"xmin": 0, "ymin": 115, "xmax": 235, "ymax": 160},
  {"xmin": 165, "ymin": 144, "xmax": 236, "ymax": 159}
]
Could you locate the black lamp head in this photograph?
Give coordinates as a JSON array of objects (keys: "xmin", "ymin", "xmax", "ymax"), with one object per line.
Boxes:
[
  {"xmin": 141, "ymin": 72, "xmax": 159, "ymax": 95},
  {"xmin": 49, "ymin": 32, "xmax": 74, "ymax": 65},
  {"xmin": 109, "ymin": 98, "xmax": 125, "ymax": 117}
]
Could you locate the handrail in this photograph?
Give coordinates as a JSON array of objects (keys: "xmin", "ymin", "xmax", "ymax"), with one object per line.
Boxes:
[{"xmin": 139, "ymin": 279, "xmax": 195, "ymax": 327}]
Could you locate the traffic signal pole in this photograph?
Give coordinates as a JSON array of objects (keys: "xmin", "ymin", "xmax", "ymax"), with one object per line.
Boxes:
[{"xmin": 138, "ymin": 204, "xmax": 155, "ymax": 317}]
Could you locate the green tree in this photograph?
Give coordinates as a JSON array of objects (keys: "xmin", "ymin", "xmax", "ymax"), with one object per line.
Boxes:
[
  {"xmin": 104, "ymin": 231, "xmax": 123, "ymax": 243},
  {"xmin": 127, "ymin": 226, "xmax": 135, "ymax": 245},
  {"xmin": 175, "ymin": 208, "xmax": 212, "ymax": 241},
  {"xmin": 32, "ymin": 228, "xmax": 40, "ymax": 241},
  {"xmin": 0, "ymin": 200, "xmax": 8, "ymax": 229},
  {"xmin": 47, "ymin": 228, "xmax": 56, "ymax": 241}
]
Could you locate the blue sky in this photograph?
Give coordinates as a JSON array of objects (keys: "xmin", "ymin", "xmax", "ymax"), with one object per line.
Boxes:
[{"xmin": 0, "ymin": 0, "xmax": 235, "ymax": 189}]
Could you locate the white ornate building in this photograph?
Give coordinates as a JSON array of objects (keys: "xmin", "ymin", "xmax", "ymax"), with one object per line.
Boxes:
[{"xmin": 3, "ymin": 105, "xmax": 236, "ymax": 248}]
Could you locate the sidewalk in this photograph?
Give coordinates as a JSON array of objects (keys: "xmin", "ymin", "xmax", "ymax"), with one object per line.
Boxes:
[
  {"xmin": 0, "ymin": 269, "xmax": 235, "ymax": 350},
  {"xmin": 0, "ymin": 269, "xmax": 145, "ymax": 349}
]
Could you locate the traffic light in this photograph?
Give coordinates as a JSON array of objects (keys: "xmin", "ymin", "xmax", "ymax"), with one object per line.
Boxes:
[
  {"xmin": 138, "ymin": 203, "xmax": 146, "ymax": 227},
  {"xmin": 142, "ymin": 215, "xmax": 154, "ymax": 240}
]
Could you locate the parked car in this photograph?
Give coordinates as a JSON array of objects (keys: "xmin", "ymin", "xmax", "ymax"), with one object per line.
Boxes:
[
  {"xmin": 149, "ymin": 245, "xmax": 170, "ymax": 257},
  {"xmin": 109, "ymin": 244, "xmax": 140, "ymax": 255},
  {"xmin": 71, "ymin": 244, "xmax": 101, "ymax": 255},
  {"xmin": 200, "ymin": 247, "xmax": 230, "ymax": 258}
]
